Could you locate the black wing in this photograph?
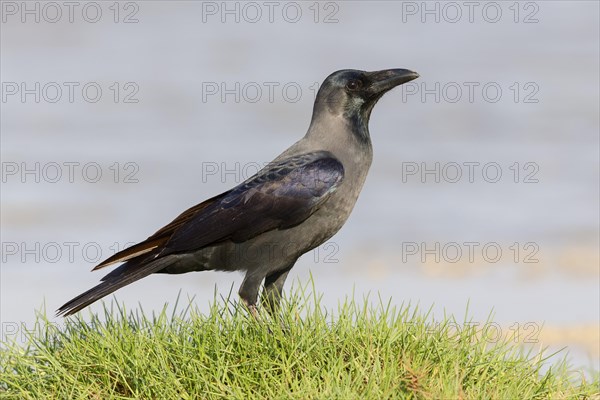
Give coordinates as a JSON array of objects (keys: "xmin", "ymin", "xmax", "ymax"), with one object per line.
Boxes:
[
  {"xmin": 162, "ymin": 151, "xmax": 344, "ymax": 254},
  {"xmin": 57, "ymin": 151, "xmax": 343, "ymax": 316}
]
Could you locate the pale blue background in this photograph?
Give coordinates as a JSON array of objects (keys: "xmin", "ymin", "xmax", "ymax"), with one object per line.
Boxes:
[{"xmin": 1, "ymin": 1, "xmax": 598, "ymax": 372}]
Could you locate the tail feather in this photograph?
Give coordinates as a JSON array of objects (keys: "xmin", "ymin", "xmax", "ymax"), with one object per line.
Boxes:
[{"xmin": 57, "ymin": 256, "xmax": 176, "ymax": 317}]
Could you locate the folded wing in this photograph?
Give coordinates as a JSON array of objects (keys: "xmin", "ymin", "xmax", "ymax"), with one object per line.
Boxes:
[{"xmin": 57, "ymin": 151, "xmax": 344, "ymax": 316}]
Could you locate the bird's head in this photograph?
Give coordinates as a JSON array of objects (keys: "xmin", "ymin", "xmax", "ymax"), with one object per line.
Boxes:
[{"xmin": 311, "ymin": 68, "xmax": 419, "ymax": 141}]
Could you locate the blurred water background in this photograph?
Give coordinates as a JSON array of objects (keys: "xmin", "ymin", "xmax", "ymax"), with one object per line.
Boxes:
[{"xmin": 1, "ymin": 1, "xmax": 598, "ymax": 373}]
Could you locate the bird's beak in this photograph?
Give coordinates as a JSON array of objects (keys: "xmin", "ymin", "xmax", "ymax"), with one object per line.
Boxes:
[{"xmin": 367, "ymin": 68, "xmax": 420, "ymax": 95}]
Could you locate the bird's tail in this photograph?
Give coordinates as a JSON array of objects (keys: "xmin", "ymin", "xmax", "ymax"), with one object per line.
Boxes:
[{"xmin": 56, "ymin": 256, "xmax": 175, "ymax": 317}]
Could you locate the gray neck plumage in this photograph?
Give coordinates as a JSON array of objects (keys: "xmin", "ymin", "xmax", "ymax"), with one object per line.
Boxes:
[{"xmin": 306, "ymin": 98, "xmax": 374, "ymax": 148}]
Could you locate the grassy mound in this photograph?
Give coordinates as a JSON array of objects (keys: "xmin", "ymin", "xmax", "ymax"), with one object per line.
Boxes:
[{"xmin": 1, "ymin": 286, "xmax": 598, "ymax": 399}]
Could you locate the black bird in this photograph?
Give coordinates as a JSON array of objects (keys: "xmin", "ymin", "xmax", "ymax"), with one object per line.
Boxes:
[{"xmin": 57, "ymin": 68, "xmax": 419, "ymax": 317}]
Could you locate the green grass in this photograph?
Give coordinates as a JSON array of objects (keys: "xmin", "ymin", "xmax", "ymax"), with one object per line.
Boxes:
[{"xmin": 1, "ymin": 284, "xmax": 598, "ymax": 399}]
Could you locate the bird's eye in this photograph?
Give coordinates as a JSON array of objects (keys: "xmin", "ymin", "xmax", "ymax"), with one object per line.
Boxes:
[{"xmin": 346, "ymin": 79, "xmax": 362, "ymax": 91}]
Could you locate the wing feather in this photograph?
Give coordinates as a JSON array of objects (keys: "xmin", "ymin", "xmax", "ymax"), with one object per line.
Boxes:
[{"xmin": 58, "ymin": 151, "xmax": 344, "ymax": 316}]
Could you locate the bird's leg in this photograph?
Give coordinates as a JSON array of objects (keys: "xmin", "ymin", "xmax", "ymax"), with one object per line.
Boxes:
[
  {"xmin": 238, "ymin": 272, "xmax": 263, "ymax": 320},
  {"xmin": 261, "ymin": 267, "xmax": 292, "ymax": 316},
  {"xmin": 242, "ymin": 300, "xmax": 259, "ymax": 319}
]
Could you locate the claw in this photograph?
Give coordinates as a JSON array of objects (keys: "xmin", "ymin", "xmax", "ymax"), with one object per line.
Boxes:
[{"xmin": 242, "ymin": 298, "xmax": 259, "ymax": 320}]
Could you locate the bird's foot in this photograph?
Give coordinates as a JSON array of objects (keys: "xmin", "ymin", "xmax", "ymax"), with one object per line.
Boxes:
[
  {"xmin": 248, "ymin": 304, "xmax": 259, "ymax": 319},
  {"xmin": 242, "ymin": 299, "xmax": 260, "ymax": 320}
]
